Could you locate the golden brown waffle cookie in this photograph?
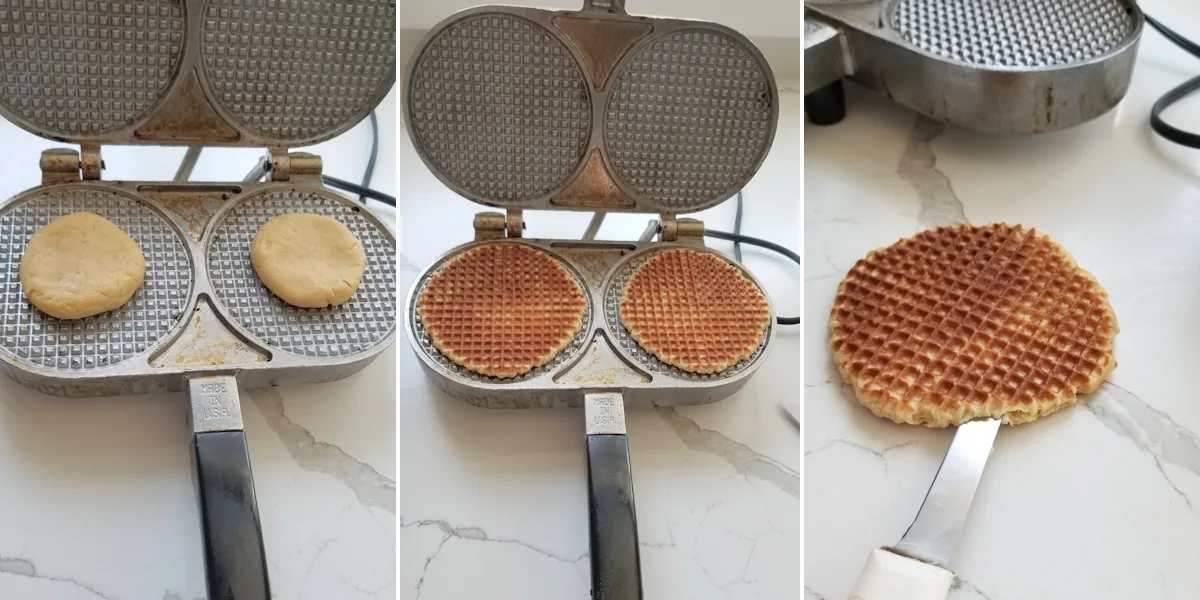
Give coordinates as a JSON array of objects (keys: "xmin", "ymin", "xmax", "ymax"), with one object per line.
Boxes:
[
  {"xmin": 417, "ymin": 242, "xmax": 587, "ymax": 379},
  {"xmin": 619, "ymin": 248, "xmax": 770, "ymax": 374},
  {"xmin": 829, "ymin": 224, "xmax": 1118, "ymax": 427}
]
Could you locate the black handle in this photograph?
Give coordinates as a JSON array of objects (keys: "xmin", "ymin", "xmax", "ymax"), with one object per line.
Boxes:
[
  {"xmin": 805, "ymin": 80, "xmax": 846, "ymax": 126},
  {"xmin": 587, "ymin": 434, "xmax": 643, "ymax": 600},
  {"xmin": 193, "ymin": 431, "xmax": 271, "ymax": 600}
]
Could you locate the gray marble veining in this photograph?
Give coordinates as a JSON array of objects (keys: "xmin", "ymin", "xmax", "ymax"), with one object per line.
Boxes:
[
  {"xmin": 658, "ymin": 407, "xmax": 800, "ymax": 499},
  {"xmin": 252, "ymin": 388, "xmax": 396, "ymax": 513},
  {"xmin": 898, "ymin": 117, "xmax": 969, "ymax": 228}
]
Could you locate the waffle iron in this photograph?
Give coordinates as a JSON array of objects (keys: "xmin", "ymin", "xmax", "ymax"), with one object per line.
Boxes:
[
  {"xmin": 0, "ymin": 0, "xmax": 396, "ymax": 597},
  {"xmin": 403, "ymin": 1, "xmax": 778, "ymax": 597},
  {"xmin": 804, "ymin": 0, "xmax": 1144, "ymax": 133}
]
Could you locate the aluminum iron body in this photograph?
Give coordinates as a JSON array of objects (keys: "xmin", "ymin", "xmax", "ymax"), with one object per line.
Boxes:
[
  {"xmin": 403, "ymin": 2, "xmax": 780, "ymax": 597},
  {"xmin": 0, "ymin": 179, "xmax": 397, "ymax": 398},
  {"xmin": 0, "ymin": 0, "xmax": 397, "ymax": 596},
  {"xmin": 805, "ymin": 0, "xmax": 1143, "ymax": 133},
  {"xmin": 405, "ymin": 238, "xmax": 775, "ymax": 409}
]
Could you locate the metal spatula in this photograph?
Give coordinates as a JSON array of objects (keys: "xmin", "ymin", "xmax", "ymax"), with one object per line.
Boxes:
[{"xmin": 849, "ymin": 419, "xmax": 1000, "ymax": 600}]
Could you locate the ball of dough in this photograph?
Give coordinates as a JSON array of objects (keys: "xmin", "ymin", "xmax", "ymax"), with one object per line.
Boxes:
[
  {"xmin": 250, "ymin": 213, "xmax": 367, "ymax": 308},
  {"xmin": 19, "ymin": 212, "xmax": 146, "ymax": 320}
]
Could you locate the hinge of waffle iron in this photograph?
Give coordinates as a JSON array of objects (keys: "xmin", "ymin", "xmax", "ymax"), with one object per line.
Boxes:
[
  {"xmin": 583, "ymin": 0, "xmax": 625, "ymax": 14},
  {"xmin": 40, "ymin": 145, "xmax": 104, "ymax": 184},
  {"xmin": 265, "ymin": 148, "xmax": 323, "ymax": 183},
  {"xmin": 474, "ymin": 209, "xmax": 524, "ymax": 241},
  {"xmin": 659, "ymin": 214, "xmax": 704, "ymax": 244}
]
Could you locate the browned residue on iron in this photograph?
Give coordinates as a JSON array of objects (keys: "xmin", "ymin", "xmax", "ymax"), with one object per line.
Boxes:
[
  {"xmin": 134, "ymin": 68, "xmax": 240, "ymax": 142},
  {"xmin": 551, "ymin": 150, "xmax": 636, "ymax": 209},
  {"xmin": 552, "ymin": 16, "xmax": 652, "ymax": 91}
]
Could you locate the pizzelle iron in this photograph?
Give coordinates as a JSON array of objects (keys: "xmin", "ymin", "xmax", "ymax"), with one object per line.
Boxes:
[
  {"xmin": 0, "ymin": 0, "xmax": 396, "ymax": 597},
  {"xmin": 404, "ymin": 1, "xmax": 779, "ymax": 597},
  {"xmin": 804, "ymin": 0, "xmax": 1144, "ymax": 133}
]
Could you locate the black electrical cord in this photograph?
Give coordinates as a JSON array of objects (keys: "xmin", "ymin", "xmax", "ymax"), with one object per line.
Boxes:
[
  {"xmin": 718, "ymin": 188, "xmax": 800, "ymax": 325},
  {"xmin": 705, "ymin": 227, "xmax": 801, "ymax": 326},
  {"xmin": 249, "ymin": 158, "xmax": 397, "ymax": 206},
  {"xmin": 359, "ymin": 111, "xmax": 380, "ymax": 204},
  {"xmin": 322, "ymin": 174, "xmax": 396, "ymax": 206},
  {"xmin": 706, "ymin": 229, "xmax": 801, "ymax": 265},
  {"xmin": 1145, "ymin": 14, "xmax": 1200, "ymax": 149},
  {"xmin": 1146, "ymin": 15, "xmax": 1200, "ymax": 58},
  {"xmin": 733, "ymin": 190, "xmax": 744, "ymax": 262}
]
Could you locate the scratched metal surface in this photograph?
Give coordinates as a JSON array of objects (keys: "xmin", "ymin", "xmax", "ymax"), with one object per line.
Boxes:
[
  {"xmin": 0, "ymin": 181, "xmax": 397, "ymax": 396},
  {"xmin": 406, "ymin": 240, "xmax": 774, "ymax": 408},
  {"xmin": 0, "ymin": 0, "xmax": 396, "ymax": 146},
  {"xmin": 404, "ymin": 5, "xmax": 778, "ymax": 214}
]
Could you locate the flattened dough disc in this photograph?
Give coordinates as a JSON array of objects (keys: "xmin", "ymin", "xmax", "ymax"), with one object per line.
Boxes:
[
  {"xmin": 19, "ymin": 212, "xmax": 146, "ymax": 320},
  {"xmin": 250, "ymin": 213, "xmax": 367, "ymax": 308}
]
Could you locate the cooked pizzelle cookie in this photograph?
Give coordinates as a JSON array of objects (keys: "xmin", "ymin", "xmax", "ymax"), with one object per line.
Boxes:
[
  {"xmin": 250, "ymin": 213, "xmax": 367, "ymax": 308},
  {"xmin": 20, "ymin": 212, "xmax": 146, "ymax": 319},
  {"xmin": 829, "ymin": 224, "xmax": 1118, "ymax": 427},
  {"xmin": 619, "ymin": 248, "xmax": 770, "ymax": 374},
  {"xmin": 417, "ymin": 242, "xmax": 588, "ymax": 379}
]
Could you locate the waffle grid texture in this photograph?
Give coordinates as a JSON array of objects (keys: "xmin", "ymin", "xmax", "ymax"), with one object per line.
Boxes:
[
  {"xmin": 891, "ymin": 0, "xmax": 1134, "ymax": 67},
  {"xmin": 408, "ymin": 13, "xmax": 590, "ymax": 204},
  {"xmin": 202, "ymin": 0, "xmax": 396, "ymax": 141},
  {"xmin": 610, "ymin": 248, "xmax": 769, "ymax": 377},
  {"xmin": 829, "ymin": 224, "xmax": 1119, "ymax": 427},
  {"xmin": 0, "ymin": 0, "xmax": 185, "ymax": 136},
  {"xmin": 207, "ymin": 190, "xmax": 396, "ymax": 358},
  {"xmin": 0, "ymin": 189, "xmax": 191, "ymax": 370},
  {"xmin": 415, "ymin": 242, "xmax": 589, "ymax": 380},
  {"xmin": 605, "ymin": 29, "xmax": 773, "ymax": 210}
]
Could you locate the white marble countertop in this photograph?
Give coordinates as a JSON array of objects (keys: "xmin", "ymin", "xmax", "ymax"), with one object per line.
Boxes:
[
  {"xmin": 804, "ymin": 3, "xmax": 1200, "ymax": 599},
  {"xmin": 398, "ymin": 81, "xmax": 803, "ymax": 597},
  {"xmin": 0, "ymin": 89, "xmax": 399, "ymax": 599}
]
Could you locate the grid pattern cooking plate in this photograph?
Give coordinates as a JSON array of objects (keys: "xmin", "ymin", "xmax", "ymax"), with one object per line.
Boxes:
[
  {"xmin": 406, "ymin": 12, "xmax": 591, "ymax": 204},
  {"xmin": 0, "ymin": 0, "xmax": 185, "ymax": 136},
  {"xmin": 0, "ymin": 188, "xmax": 192, "ymax": 370},
  {"xmin": 604, "ymin": 248, "xmax": 768, "ymax": 380},
  {"xmin": 890, "ymin": 0, "xmax": 1136, "ymax": 67},
  {"xmin": 206, "ymin": 189, "xmax": 396, "ymax": 358},
  {"xmin": 202, "ymin": 0, "xmax": 397, "ymax": 141},
  {"xmin": 604, "ymin": 28, "xmax": 774, "ymax": 211}
]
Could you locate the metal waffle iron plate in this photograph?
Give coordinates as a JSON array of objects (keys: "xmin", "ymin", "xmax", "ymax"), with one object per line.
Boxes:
[
  {"xmin": 0, "ymin": 0, "xmax": 396, "ymax": 597},
  {"xmin": 404, "ymin": 1, "xmax": 777, "ymax": 596},
  {"xmin": 804, "ymin": 0, "xmax": 1144, "ymax": 133}
]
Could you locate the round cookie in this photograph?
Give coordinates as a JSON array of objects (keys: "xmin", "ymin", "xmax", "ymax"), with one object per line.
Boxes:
[
  {"xmin": 417, "ymin": 242, "xmax": 588, "ymax": 379},
  {"xmin": 19, "ymin": 212, "xmax": 146, "ymax": 320},
  {"xmin": 829, "ymin": 224, "xmax": 1119, "ymax": 427},
  {"xmin": 250, "ymin": 213, "xmax": 366, "ymax": 308},
  {"xmin": 619, "ymin": 248, "xmax": 771, "ymax": 374}
]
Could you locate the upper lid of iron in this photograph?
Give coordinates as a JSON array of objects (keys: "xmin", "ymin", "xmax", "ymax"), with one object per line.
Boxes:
[
  {"xmin": 403, "ymin": 0, "xmax": 779, "ymax": 214},
  {"xmin": 0, "ymin": 0, "xmax": 397, "ymax": 147}
]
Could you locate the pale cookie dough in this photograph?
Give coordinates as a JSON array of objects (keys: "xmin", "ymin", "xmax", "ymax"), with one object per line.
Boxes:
[
  {"xmin": 250, "ymin": 213, "xmax": 367, "ymax": 308},
  {"xmin": 19, "ymin": 212, "xmax": 146, "ymax": 320}
]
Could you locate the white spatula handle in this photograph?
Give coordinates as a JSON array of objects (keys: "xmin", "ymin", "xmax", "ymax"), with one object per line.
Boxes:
[{"xmin": 848, "ymin": 549, "xmax": 953, "ymax": 600}]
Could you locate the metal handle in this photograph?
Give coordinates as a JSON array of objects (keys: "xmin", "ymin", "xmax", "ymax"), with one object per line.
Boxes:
[
  {"xmin": 848, "ymin": 549, "xmax": 954, "ymax": 600},
  {"xmin": 188, "ymin": 376, "xmax": 270, "ymax": 600},
  {"xmin": 584, "ymin": 393, "xmax": 642, "ymax": 600}
]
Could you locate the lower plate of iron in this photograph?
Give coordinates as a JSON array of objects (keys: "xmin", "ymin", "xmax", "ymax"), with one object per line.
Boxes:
[{"xmin": 406, "ymin": 239, "xmax": 775, "ymax": 408}]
